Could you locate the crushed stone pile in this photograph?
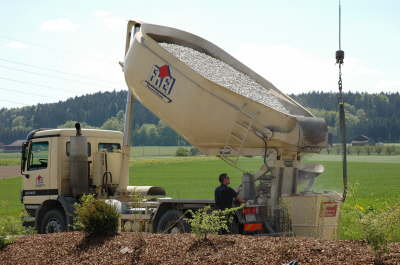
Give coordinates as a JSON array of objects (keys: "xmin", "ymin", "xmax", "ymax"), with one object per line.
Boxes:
[
  {"xmin": 1, "ymin": 232, "xmax": 400, "ymax": 265},
  {"xmin": 159, "ymin": 43, "xmax": 290, "ymax": 114}
]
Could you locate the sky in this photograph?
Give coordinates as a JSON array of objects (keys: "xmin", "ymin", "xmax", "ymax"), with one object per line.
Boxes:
[{"xmin": 0, "ymin": 0, "xmax": 399, "ymax": 109}]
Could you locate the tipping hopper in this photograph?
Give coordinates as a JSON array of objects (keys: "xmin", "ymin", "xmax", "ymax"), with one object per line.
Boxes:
[{"xmin": 123, "ymin": 21, "xmax": 328, "ymax": 159}]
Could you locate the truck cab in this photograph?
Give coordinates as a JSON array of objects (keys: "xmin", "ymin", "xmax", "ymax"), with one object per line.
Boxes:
[
  {"xmin": 21, "ymin": 128, "xmax": 123, "ymax": 233},
  {"xmin": 21, "ymin": 127, "xmax": 214, "ymax": 234}
]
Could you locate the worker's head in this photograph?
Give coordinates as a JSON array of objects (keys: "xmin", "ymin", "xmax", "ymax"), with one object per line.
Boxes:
[{"xmin": 219, "ymin": 173, "xmax": 230, "ymax": 185}]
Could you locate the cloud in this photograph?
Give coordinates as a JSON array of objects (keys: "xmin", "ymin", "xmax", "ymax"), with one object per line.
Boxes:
[
  {"xmin": 232, "ymin": 43, "xmax": 336, "ymax": 94},
  {"xmin": 93, "ymin": 10, "xmax": 125, "ymax": 31},
  {"xmin": 94, "ymin": 10, "xmax": 112, "ymax": 17},
  {"xmin": 40, "ymin": 18, "xmax": 79, "ymax": 32},
  {"xmin": 5, "ymin": 41, "xmax": 29, "ymax": 49},
  {"xmin": 232, "ymin": 43, "xmax": 384, "ymax": 94},
  {"xmin": 375, "ymin": 79, "xmax": 400, "ymax": 91}
]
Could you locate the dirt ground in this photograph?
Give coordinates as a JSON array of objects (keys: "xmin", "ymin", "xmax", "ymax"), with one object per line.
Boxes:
[
  {"xmin": 1, "ymin": 232, "xmax": 400, "ymax": 265},
  {"xmin": 0, "ymin": 165, "xmax": 21, "ymax": 179}
]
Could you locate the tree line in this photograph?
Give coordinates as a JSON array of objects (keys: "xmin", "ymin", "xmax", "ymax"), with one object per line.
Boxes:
[
  {"xmin": 0, "ymin": 90, "xmax": 399, "ymax": 145},
  {"xmin": 292, "ymin": 91, "xmax": 400, "ymax": 143}
]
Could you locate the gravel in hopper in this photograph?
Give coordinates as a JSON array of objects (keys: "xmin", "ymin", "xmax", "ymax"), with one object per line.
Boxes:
[{"xmin": 159, "ymin": 43, "xmax": 290, "ymax": 114}]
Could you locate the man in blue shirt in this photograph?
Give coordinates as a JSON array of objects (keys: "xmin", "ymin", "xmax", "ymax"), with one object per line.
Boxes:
[{"xmin": 214, "ymin": 173, "xmax": 244, "ymax": 210}]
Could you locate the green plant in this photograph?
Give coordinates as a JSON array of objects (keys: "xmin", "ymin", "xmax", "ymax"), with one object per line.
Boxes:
[
  {"xmin": 0, "ymin": 235, "xmax": 7, "ymax": 250},
  {"xmin": 348, "ymin": 184, "xmax": 400, "ymax": 264},
  {"xmin": 186, "ymin": 205, "xmax": 243, "ymax": 240},
  {"xmin": 175, "ymin": 147, "xmax": 190, "ymax": 157},
  {"xmin": 0, "ymin": 213, "xmax": 35, "ymax": 249},
  {"xmin": 190, "ymin": 147, "xmax": 200, "ymax": 156},
  {"xmin": 74, "ymin": 194, "xmax": 120, "ymax": 237},
  {"xmin": 375, "ymin": 146, "xmax": 383, "ymax": 155},
  {"xmin": 384, "ymin": 145, "xmax": 396, "ymax": 155}
]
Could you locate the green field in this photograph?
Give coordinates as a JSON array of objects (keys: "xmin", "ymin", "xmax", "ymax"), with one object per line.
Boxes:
[
  {"xmin": 0, "ymin": 177, "xmax": 22, "ymax": 218},
  {"xmin": 1, "ymin": 154, "xmax": 399, "ymax": 239},
  {"xmin": 0, "ymin": 146, "xmax": 189, "ymax": 165}
]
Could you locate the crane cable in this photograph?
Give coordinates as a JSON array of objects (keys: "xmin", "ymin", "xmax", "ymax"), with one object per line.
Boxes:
[{"xmin": 336, "ymin": 0, "xmax": 348, "ymax": 202}]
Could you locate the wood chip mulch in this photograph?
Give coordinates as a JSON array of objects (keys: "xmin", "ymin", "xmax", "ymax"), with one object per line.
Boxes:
[{"xmin": 1, "ymin": 232, "xmax": 400, "ymax": 265}]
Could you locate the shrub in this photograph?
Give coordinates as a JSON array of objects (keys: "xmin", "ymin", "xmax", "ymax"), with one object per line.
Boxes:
[
  {"xmin": 384, "ymin": 145, "xmax": 396, "ymax": 155},
  {"xmin": 375, "ymin": 146, "xmax": 383, "ymax": 155},
  {"xmin": 347, "ymin": 185, "xmax": 400, "ymax": 264},
  {"xmin": 186, "ymin": 205, "xmax": 243, "ymax": 240},
  {"xmin": 74, "ymin": 194, "xmax": 120, "ymax": 237},
  {"xmin": 190, "ymin": 147, "xmax": 200, "ymax": 156},
  {"xmin": 0, "ymin": 235, "xmax": 7, "ymax": 250},
  {"xmin": 0, "ymin": 213, "xmax": 36, "ymax": 250},
  {"xmin": 1, "ymin": 214, "xmax": 35, "ymax": 236},
  {"xmin": 355, "ymin": 205, "xmax": 400, "ymax": 264},
  {"xmin": 175, "ymin": 147, "xmax": 190, "ymax": 157}
]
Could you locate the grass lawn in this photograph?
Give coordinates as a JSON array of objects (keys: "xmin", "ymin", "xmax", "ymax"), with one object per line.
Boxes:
[{"xmin": 0, "ymin": 177, "xmax": 23, "ymax": 218}]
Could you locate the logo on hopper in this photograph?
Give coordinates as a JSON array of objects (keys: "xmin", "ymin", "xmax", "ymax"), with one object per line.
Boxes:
[{"xmin": 145, "ymin": 64, "xmax": 176, "ymax": 103}]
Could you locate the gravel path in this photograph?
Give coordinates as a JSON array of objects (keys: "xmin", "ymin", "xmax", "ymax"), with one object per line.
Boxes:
[
  {"xmin": 159, "ymin": 43, "xmax": 290, "ymax": 114},
  {"xmin": 0, "ymin": 165, "xmax": 21, "ymax": 179},
  {"xmin": 1, "ymin": 232, "xmax": 400, "ymax": 265}
]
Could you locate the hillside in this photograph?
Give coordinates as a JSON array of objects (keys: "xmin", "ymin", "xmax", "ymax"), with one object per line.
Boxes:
[{"xmin": 1, "ymin": 91, "xmax": 399, "ymax": 145}]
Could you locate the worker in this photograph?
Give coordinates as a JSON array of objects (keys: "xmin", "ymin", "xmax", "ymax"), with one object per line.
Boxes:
[{"xmin": 214, "ymin": 173, "xmax": 244, "ymax": 210}]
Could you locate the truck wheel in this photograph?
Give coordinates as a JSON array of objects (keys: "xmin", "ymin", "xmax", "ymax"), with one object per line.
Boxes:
[
  {"xmin": 229, "ymin": 217, "xmax": 240, "ymax": 234},
  {"xmin": 40, "ymin": 209, "xmax": 66, "ymax": 234},
  {"xmin": 156, "ymin": 210, "xmax": 190, "ymax": 234}
]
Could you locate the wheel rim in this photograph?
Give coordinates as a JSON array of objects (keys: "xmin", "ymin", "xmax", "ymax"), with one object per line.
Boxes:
[
  {"xmin": 170, "ymin": 227, "xmax": 181, "ymax": 234},
  {"xmin": 166, "ymin": 220, "xmax": 185, "ymax": 234},
  {"xmin": 45, "ymin": 218, "xmax": 63, "ymax": 233}
]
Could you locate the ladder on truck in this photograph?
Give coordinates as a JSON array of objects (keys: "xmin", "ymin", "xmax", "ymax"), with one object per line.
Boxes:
[{"xmin": 220, "ymin": 103, "xmax": 259, "ymax": 167}]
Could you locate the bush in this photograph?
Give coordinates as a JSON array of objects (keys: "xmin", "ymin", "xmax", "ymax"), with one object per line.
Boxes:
[
  {"xmin": 186, "ymin": 205, "xmax": 243, "ymax": 240},
  {"xmin": 384, "ymin": 145, "xmax": 396, "ymax": 155},
  {"xmin": 0, "ymin": 235, "xmax": 7, "ymax": 250},
  {"xmin": 347, "ymin": 185, "xmax": 400, "ymax": 264},
  {"xmin": 175, "ymin": 147, "xmax": 190, "ymax": 157},
  {"xmin": 375, "ymin": 146, "xmax": 383, "ymax": 155},
  {"xmin": 0, "ymin": 213, "xmax": 35, "ymax": 250},
  {"xmin": 356, "ymin": 205, "xmax": 400, "ymax": 264},
  {"xmin": 74, "ymin": 194, "xmax": 120, "ymax": 237},
  {"xmin": 190, "ymin": 147, "xmax": 200, "ymax": 156}
]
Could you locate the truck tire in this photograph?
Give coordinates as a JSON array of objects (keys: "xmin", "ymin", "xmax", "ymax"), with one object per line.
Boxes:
[
  {"xmin": 40, "ymin": 209, "xmax": 67, "ymax": 234},
  {"xmin": 156, "ymin": 210, "xmax": 190, "ymax": 234},
  {"xmin": 229, "ymin": 217, "xmax": 240, "ymax": 234}
]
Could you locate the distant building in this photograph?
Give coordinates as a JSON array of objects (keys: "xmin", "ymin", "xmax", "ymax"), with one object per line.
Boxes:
[
  {"xmin": 0, "ymin": 142, "xmax": 4, "ymax": 149},
  {"xmin": 351, "ymin": 135, "xmax": 371, "ymax": 146},
  {"xmin": 3, "ymin": 140, "xmax": 25, "ymax": 153}
]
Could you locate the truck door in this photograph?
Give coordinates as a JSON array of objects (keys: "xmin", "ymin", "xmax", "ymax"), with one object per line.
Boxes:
[{"xmin": 22, "ymin": 140, "xmax": 55, "ymax": 202}]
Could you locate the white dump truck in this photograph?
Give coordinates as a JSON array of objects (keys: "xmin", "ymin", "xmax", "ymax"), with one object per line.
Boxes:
[{"xmin": 21, "ymin": 20, "xmax": 341, "ymax": 238}]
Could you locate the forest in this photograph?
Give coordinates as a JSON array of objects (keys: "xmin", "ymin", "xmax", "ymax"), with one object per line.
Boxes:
[{"xmin": 0, "ymin": 90, "xmax": 399, "ymax": 145}]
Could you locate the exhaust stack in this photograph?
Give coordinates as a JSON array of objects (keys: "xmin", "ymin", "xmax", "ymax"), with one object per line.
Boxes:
[{"xmin": 70, "ymin": 123, "xmax": 89, "ymax": 197}]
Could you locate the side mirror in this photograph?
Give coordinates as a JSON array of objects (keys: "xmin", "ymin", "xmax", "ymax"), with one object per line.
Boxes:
[{"xmin": 20, "ymin": 141, "xmax": 28, "ymax": 174}]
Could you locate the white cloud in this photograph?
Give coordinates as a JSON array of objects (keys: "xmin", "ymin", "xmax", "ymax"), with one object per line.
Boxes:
[
  {"xmin": 93, "ymin": 10, "xmax": 125, "ymax": 31},
  {"xmin": 5, "ymin": 41, "xmax": 29, "ymax": 49},
  {"xmin": 232, "ymin": 43, "xmax": 336, "ymax": 94},
  {"xmin": 232, "ymin": 43, "xmax": 384, "ymax": 94},
  {"xmin": 375, "ymin": 80, "xmax": 400, "ymax": 91},
  {"xmin": 40, "ymin": 18, "xmax": 79, "ymax": 32},
  {"xmin": 94, "ymin": 10, "xmax": 112, "ymax": 17}
]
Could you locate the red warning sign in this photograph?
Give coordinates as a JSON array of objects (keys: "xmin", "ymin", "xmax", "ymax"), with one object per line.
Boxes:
[{"xmin": 320, "ymin": 202, "xmax": 338, "ymax": 217}]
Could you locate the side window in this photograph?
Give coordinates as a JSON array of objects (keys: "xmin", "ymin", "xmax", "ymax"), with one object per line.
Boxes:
[
  {"xmin": 98, "ymin": 143, "xmax": 121, "ymax": 152},
  {"xmin": 28, "ymin": 141, "xmax": 49, "ymax": 170},
  {"xmin": 66, "ymin": 142, "xmax": 91, "ymax": 156}
]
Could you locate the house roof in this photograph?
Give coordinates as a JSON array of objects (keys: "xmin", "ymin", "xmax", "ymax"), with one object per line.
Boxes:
[
  {"xmin": 352, "ymin": 135, "xmax": 369, "ymax": 142},
  {"xmin": 4, "ymin": 140, "xmax": 25, "ymax": 147}
]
